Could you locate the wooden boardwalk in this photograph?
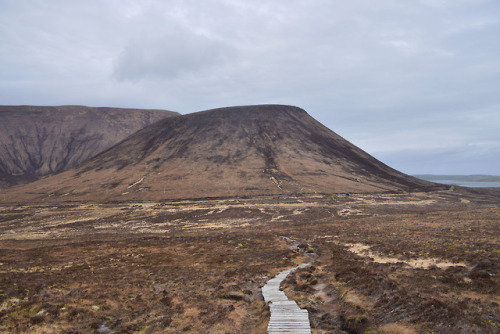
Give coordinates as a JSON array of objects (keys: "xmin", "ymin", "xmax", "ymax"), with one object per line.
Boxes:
[{"xmin": 262, "ymin": 264, "xmax": 311, "ymax": 333}]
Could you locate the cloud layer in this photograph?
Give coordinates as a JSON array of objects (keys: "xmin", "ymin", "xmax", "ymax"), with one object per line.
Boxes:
[{"xmin": 1, "ymin": 0, "xmax": 499, "ymax": 174}]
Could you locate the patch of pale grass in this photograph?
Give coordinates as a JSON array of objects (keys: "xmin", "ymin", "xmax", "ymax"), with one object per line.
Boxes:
[
  {"xmin": 345, "ymin": 243, "xmax": 468, "ymax": 269},
  {"xmin": 342, "ymin": 289, "xmax": 373, "ymax": 311},
  {"xmin": 379, "ymin": 323, "xmax": 417, "ymax": 334}
]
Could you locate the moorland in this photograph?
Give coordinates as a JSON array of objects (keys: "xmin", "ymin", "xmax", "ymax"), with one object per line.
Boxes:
[{"xmin": 1, "ymin": 188, "xmax": 498, "ymax": 333}]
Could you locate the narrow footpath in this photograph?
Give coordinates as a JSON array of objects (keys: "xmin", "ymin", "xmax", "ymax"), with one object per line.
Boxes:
[{"xmin": 262, "ymin": 264, "xmax": 312, "ymax": 334}]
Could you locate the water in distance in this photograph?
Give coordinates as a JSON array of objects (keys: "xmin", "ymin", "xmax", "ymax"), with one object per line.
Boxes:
[{"xmin": 435, "ymin": 180, "xmax": 500, "ymax": 188}]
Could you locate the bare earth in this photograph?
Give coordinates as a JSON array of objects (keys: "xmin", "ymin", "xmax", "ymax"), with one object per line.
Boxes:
[{"xmin": 0, "ymin": 189, "xmax": 498, "ymax": 333}]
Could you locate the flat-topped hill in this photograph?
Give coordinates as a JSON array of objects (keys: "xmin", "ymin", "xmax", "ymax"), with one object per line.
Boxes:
[{"xmin": 3, "ymin": 104, "xmax": 443, "ymax": 202}]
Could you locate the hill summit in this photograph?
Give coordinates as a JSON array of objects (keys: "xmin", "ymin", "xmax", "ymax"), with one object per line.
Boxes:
[{"xmin": 4, "ymin": 105, "xmax": 441, "ymax": 201}]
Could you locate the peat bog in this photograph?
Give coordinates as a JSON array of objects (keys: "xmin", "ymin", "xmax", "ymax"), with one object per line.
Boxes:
[{"xmin": 0, "ymin": 188, "xmax": 498, "ymax": 333}]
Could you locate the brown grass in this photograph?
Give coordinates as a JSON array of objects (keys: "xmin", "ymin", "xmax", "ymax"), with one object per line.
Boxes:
[{"xmin": 0, "ymin": 190, "xmax": 498, "ymax": 332}]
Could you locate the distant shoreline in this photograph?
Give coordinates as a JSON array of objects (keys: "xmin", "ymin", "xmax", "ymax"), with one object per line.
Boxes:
[
  {"xmin": 414, "ymin": 175, "xmax": 500, "ymax": 188},
  {"xmin": 414, "ymin": 174, "xmax": 500, "ymax": 182}
]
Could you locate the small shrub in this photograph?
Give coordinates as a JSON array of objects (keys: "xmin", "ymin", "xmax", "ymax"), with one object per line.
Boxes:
[{"xmin": 30, "ymin": 315, "xmax": 45, "ymax": 325}]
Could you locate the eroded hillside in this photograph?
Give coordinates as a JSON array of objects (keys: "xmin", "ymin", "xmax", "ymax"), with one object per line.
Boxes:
[{"xmin": 0, "ymin": 105, "xmax": 178, "ymax": 187}]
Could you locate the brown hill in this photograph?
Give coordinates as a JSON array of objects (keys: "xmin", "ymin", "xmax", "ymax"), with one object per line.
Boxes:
[
  {"xmin": 0, "ymin": 105, "xmax": 178, "ymax": 188},
  {"xmin": 3, "ymin": 105, "xmax": 443, "ymax": 202}
]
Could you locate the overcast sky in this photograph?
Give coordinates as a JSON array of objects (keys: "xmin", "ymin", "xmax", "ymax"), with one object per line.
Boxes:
[{"xmin": 1, "ymin": 0, "xmax": 499, "ymax": 175}]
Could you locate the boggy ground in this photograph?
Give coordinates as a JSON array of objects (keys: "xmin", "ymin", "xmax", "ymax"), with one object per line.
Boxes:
[{"xmin": 0, "ymin": 188, "xmax": 498, "ymax": 333}]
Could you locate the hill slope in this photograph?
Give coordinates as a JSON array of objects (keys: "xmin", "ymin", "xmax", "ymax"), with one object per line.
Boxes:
[
  {"xmin": 0, "ymin": 105, "xmax": 178, "ymax": 187},
  {"xmin": 4, "ymin": 105, "xmax": 443, "ymax": 202}
]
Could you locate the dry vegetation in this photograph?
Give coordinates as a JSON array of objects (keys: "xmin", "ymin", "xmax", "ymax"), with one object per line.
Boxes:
[
  {"xmin": 0, "ymin": 105, "xmax": 176, "ymax": 188},
  {"xmin": 0, "ymin": 188, "xmax": 498, "ymax": 333}
]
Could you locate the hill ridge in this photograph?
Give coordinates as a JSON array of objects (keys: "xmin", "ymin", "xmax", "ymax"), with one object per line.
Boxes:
[
  {"xmin": 0, "ymin": 105, "xmax": 178, "ymax": 187},
  {"xmin": 3, "ymin": 104, "xmax": 443, "ymax": 202}
]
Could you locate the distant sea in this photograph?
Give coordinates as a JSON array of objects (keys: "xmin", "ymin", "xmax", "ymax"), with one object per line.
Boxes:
[
  {"xmin": 414, "ymin": 175, "xmax": 500, "ymax": 188},
  {"xmin": 433, "ymin": 180, "xmax": 500, "ymax": 188}
]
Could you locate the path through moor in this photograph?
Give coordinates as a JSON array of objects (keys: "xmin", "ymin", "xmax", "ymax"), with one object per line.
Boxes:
[{"xmin": 262, "ymin": 264, "xmax": 312, "ymax": 333}]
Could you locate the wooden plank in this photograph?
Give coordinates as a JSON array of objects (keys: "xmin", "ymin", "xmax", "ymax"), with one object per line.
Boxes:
[{"xmin": 262, "ymin": 264, "xmax": 312, "ymax": 334}]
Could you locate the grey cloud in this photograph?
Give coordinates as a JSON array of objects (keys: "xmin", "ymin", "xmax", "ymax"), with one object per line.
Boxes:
[
  {"xmin": 374, "ymin": 144, "xmax": 500, "ymax": 175},
  {"xmin": 113, "ymin": 27, "xmax": 234, "ymax": 81}
]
